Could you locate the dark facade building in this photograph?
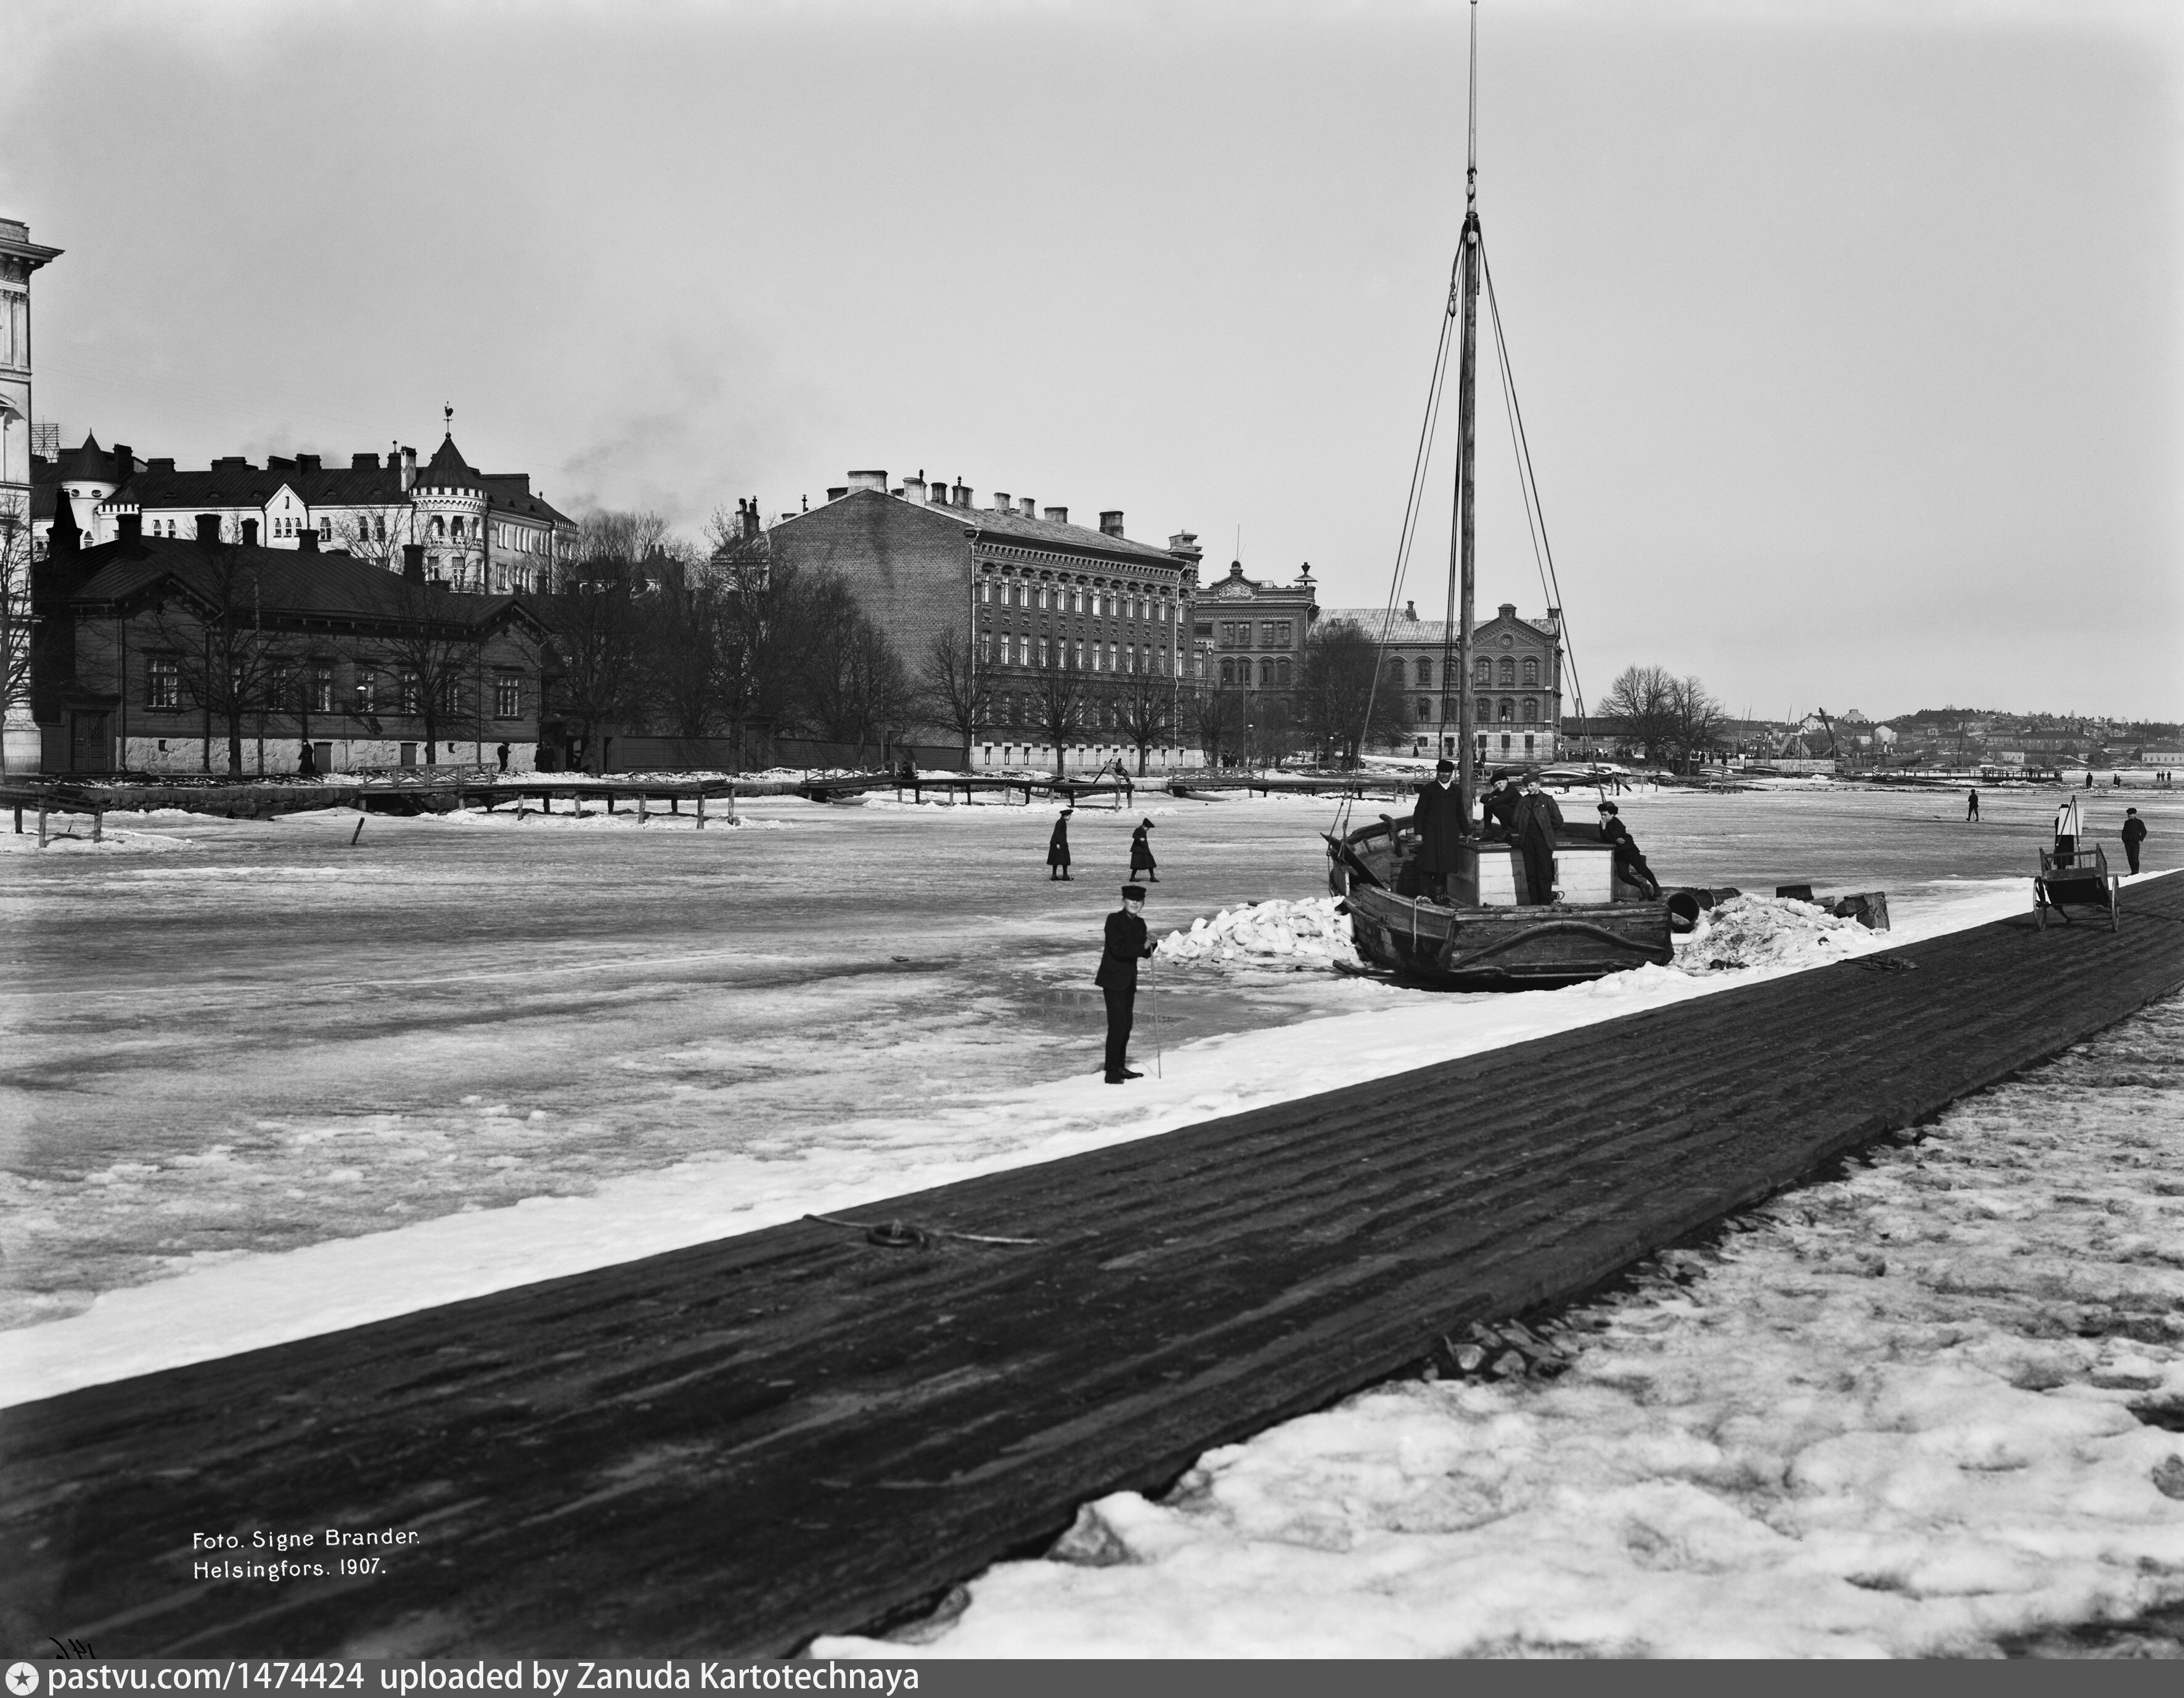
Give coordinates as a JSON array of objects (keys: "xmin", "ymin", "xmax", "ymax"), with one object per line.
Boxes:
[
  {"xmin": 1320, "ymin": 598, "xmax": 1565, "ymax": 762},
  {"xmin": 31, "ymin": 515, "xmax": 547, "ymax": 775},
  {"xmin": 1196, "ymin": 559, "xmax": 1319, "ymax": 758},
  {"xmin": 719, "ymin": 470, "xmax": 1206, "ymax": 770}
]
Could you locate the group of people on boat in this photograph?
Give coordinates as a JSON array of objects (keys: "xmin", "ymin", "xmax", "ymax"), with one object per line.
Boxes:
[{"xmin": 1409, "ymin": 759, "xmax": 1660, "ymax": 904}]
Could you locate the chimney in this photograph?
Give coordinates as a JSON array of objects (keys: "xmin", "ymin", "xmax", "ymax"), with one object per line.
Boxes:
[
  {"xmin": 399, "ymin": 446, "xmax": 417, "ymax": 493},
  {"xmin": 147, "ymin": 457, "xmax": 175, "ymax": 473},
  {"xmin": 351, "ymin": 452, "xmax": 380, "ymax": 471},
  {"xmin": 1044, "ymin": 506, "xmax": 1068, "ymax": 524},
  {"xmin": 48, "ymin": 499, "xmax": 81, "ymax": 557},
  {"xmin": 1405, "ymin": 600, "xmax": 1417, "ymax": 620},
  {"xmin": 952, "ymin": 482, "xmax": 971, "ymax": 508},
  {"xmin": 740, "ymin": 498, "xmax": 759, "ymax": 541},
  {"xmin": 992, "ymin": 491, "xmax": 1010, "ymax": 514},
  {"xmin": 297, "ymin": 528, "xmax": 319, "ymax": 554},
  {"xmin": 195, "ymin": 514, "xmax": 222, "ymax": 546},
  {"xmin": 117, "ymin": 512, "xmax": 142, "ymax": 542},
  {"xmin": 847, "ymin": 469, "xmax": 888, "ymax": 493},
  {"xmin": 827, "ymin": 486, "xmax": 848, "ymax": 502},
  {"xmin": 1099, "ymin": 510, "xmax": 1124, "ymax": 537},
  {"xmin": 1018, "ymin": 496, "xmax": 1035, "ymax": 517},
  {"xmin": 112, "ymin": 445, "xmax": 133, "ymax": 475},
  {"xmin": 902, "ymin": 474, "xmax": 926, "ymax": 504},
  {"xmin": 241, "ymin": 518, "xmax": 259, "ymax": 546},
  {"xmin": 295, "ymin": 453, "xmax": 322, "ymax": 474},
  {"xmin": 403, "ymin": 544, "xmax": 425, "ymax": 583}
]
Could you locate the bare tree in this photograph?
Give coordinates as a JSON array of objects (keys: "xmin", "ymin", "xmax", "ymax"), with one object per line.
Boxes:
[
  {"xmin": 538, "ymin": 571, "xmax": 643, "ymax": 774},
  {"xmin": 800, "ymin": 583, "xmax": 915, "ymax": 763},
  {"xmin": 1666, "ymin": 675, "xmax": 1726, "ymax": 769},
  {"xmin": 1031, "ymin": 657, "xmax": 1087, "ymax": 777},
  {"xmin": 1297, "ymin": 619, "xmax": 1405, "ymax": 766},
  {"xmin": 1598, "ymin": 664, "xmax": 1677, "ymax": 765},
  {"xmin": 636, "ymin": 547, "xmax": 729, "ymax": 739},
  {"xmin": 918, "ymin": 625, "xmax": 992, "ymax": 768},
  {"xmin": 149, "ymin": 525, "xmax": 295, "ymax": 777},
  {"xmin": 373, "ymin": 575, "xmax": 494, "ymax": 768},
  {"xmin": 332, "ymin": 506, "xmax": 414, "ymax": 572},
  {"xmin": 0, "ymin": 493, "xmax": 31, "ymax": 765},
  {"xmin": 1193, "ymin": 686, "xmax": 1237, "ymax": 769},
  {"xmin": 1113, "ymin": 665, "xmax": 1174, "ymax": 775}
]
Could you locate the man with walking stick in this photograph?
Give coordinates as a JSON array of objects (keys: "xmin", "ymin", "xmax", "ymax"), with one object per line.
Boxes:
[{"xmin": 1095, "ymin": 884, "xmax": 1155, "ymax": 1083}]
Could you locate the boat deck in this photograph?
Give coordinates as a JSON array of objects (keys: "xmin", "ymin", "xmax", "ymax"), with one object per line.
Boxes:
[{"xmin": 4, "ymin": 873, "xmax": 2182, "ymax": 1658}]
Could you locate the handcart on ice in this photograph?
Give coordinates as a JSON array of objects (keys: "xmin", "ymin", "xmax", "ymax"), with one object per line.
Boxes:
[{"xmin": 2034, "ymin": 843, "xmax": 2120, "ymax": 932}]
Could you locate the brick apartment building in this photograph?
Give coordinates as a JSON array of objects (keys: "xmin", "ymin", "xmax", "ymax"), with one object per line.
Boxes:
[
  {"xmin": 719, "ymin": 470, "xmax": 1206, "ymax": 770},
  {"xmin": 1319, "ymin": 598, "xmax": 1566, "ymax": 762},
  {"xmin": 1196, "ymin": 559, "xmax": 1319, "ymax": 759}
]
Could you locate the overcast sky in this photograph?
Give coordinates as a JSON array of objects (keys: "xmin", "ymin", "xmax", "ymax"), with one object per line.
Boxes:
[{"xmin": 9, "ymin": 0, "xmax": 2179, "ymax": 722}]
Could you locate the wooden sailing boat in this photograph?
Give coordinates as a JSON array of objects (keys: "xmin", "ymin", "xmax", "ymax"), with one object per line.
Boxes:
[{"xmin": 1327, "ymin": 1, "xmax": 1674, "ymax": 987}]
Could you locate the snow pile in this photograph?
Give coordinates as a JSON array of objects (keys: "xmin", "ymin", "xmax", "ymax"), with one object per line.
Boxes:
[
  {"xmin": 1, "ymin": 827, "xmax": 197, "ymax": 855},
  {"xmin": 1674, "ymin": 894, "xmax": 1864, "ymax": 974},
  {"xmin": 1158, "ymin": 897, "xmax": 1358, "ymax": 972},
  {"xmin": 818, "ymin": 995, "xmax": 2184, "ymax": 1660}
]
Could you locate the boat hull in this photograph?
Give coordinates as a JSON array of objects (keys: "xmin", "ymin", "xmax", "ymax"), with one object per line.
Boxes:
[{"xmin": 1328, "ymin": 822, "xmax": 1673, "ymax": 988}]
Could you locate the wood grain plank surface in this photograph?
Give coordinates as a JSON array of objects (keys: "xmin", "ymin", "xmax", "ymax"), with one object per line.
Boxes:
[{"xmin": 5, "ymin": 874, "xmax": 2182, "ymax": 1659}]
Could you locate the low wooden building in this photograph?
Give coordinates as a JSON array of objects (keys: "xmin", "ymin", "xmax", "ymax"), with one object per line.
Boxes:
[{"xmin": 31, "ymin": 513, "xmax": 548, "ymax": 776}]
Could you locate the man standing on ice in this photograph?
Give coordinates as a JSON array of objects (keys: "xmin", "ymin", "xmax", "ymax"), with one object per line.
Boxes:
[
  {"xmin": 1966, "ymin": 787, "xmax": 1979, "ymax": 822},
  {"xmin": 1048, "ymin": 808, "xmax": 1074, "ymax": 880},
  {"xmin": 2122, "ymin": 807, "xmax": 2147, "ymax": 874},
  {"xmin": 1095, "ymin": 884, "xmax": 1156, "ymax": 1083},
  {"xmin": 1409, "ymin": 757, "xmax": 1469, "ymax": 901}
]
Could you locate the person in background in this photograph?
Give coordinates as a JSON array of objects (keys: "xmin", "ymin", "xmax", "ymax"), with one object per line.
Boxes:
[
  {"xmin": 1596, "ymin": 799, "xmax": 1661, "ymax": 898},
  {"xmin": 1048, "ymin": 808, "xmax": 1075, "ymax": 881},
  {"xmin": 1095, "ymin": 884, "xmax": 1156, "ymax": 1083},
  {"xmin": 2121, "ymin": 807, "xmax": 2147, "ymax": 875},
  {"xmin": 1479, "ymin": 775, "xmax": 1520, "ymax": 839},
  {"xmin": 297, "ymin": 741, "xmax": 318, "ymax": 780},
  {"xmin": 2053, "ymin": 793, "xmax": 2084, "ymax": 867},
  {"xmin": 1966, "ymin": 786, "xmax": 1979, "ymax": 822},
  {"xmin": 1409, "ymin": 758, "xmax": 1469, "ymax": 901},
  {"xmin": 496, "ymin": 742, "xmax": 510, "ymax": 775},
  {"xmin": 1513, "ymin": 771, "xmax": 1566, "ymax": 905},
  {"xmin": 1129, "ymin": 817, "xmax": 1158, "ymax": 883}
]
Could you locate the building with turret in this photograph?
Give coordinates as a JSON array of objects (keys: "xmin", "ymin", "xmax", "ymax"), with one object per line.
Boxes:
[
  {"xmin": 2, "ymin": 216, "xmax": 63, "ymax": 774},
  {"xmin": 30, "ymin": 422, "xmax": 573, "ymax": 594}
]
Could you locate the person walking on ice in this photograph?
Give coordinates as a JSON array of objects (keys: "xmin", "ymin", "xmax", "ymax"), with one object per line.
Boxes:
[
  {"xmin": 2122, "ymin": 807, "xmax": 2147, "ymax": 874},
  {"xmin": 1129, "ymin": 817, "xmax": 1158, "ymax": 882},
  {"xmin": 1095, "ymin": 884, "xmax": 1156, "ymax": 1083},
  {"xmin": 1966, "ymin": 786, "xmax": 1979, "ymax": 822},
  {"xmin": 1047, "ymin": 808, "xmax": 1074, "ymax": 880}
]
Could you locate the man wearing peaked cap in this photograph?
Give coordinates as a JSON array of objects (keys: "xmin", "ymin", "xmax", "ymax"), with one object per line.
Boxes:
[
  {"xmin": 1130, "ymin": 816, "xmax": 1158, "ymax": 882},
  {"xmin": 1095, "ymin": 884, "xmax": 1155, "ymax": 1083}
]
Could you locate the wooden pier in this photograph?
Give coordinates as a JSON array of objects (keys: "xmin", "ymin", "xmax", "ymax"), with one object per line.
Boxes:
[{"xmin": 4, "ymin": 874, "xmax": 2182, "ymax": 1659}]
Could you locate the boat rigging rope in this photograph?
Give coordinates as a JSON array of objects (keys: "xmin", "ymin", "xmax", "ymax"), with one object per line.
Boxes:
[
  {"xmin": 1335, "ymin": 247, "xmax": 1463, "ymax": 845},
  {"xmin": 1481, "ymin": 244, "xmax": 1587, "ymax": 733}
]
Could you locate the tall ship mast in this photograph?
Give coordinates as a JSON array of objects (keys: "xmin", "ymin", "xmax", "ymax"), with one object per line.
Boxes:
[{"xmin": 1326, "ymin": 0, "xmax": 1676, "ymax": 988}]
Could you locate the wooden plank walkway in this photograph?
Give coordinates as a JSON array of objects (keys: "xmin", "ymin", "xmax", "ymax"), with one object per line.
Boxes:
[{"xmin": 6, "ymin": 874, "xmax": 2182, "ymax": 1659}]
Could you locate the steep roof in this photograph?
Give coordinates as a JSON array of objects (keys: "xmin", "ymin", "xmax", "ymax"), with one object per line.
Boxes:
[
  {"xmin": 481, "ymin": 472, "xmax": 573, "ymax": 527},
  {"xmin": 48, "ymin": 536, "xmax": 538, "ymax": 633},
  {"xmin": 959, "ymin": 502, "xmax": 1188, "ymax": 568},
  {"xmin": 415, "ymin": 433, "xmax": 486, "ymax": 492}
]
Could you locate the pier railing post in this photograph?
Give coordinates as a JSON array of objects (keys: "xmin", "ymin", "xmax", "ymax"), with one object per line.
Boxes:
[{"xmin": 697, "ymin": 793, "xmax": 706, "ymax": 830}]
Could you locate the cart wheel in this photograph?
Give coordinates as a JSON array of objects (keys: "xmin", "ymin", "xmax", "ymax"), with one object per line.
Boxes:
[
  {"xmin": 2110, "ymin": 878, "xmax": 2121, "ymax": 933},
  {"xmin": 2035, "ymin": 897, "xmax": 2047, "ymax": 930}
]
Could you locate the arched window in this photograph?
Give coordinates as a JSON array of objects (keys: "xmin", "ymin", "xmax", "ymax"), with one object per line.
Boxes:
[
  {"xmin": 1474, "ymin": 694, "xmax": 1489, "ymax": 721},
  {"xmin": 1388, "ymin": 657, "xmax": 1407, "ymax": 686},
  {"xmin": 1473, "ymin": 658, "xmax": 1490, "ymax": 685},
  {"xmin": 1498, "ymin": 657, "xmax": 1515, "ymax": 685},
  {"xmin": 374, "ymin": 518, "xmax": 386, "ymax": 542},
  {"xmin": 1523, "ymin": 698, "xmax": 1539, "ymax": 723},
  {"xmin": 319, "ymin": 519, "xmax": 330, "ymax": 540},
  {"xmin": 1259, "ymin": 658, "xmax": 1274, "ymax": 686},
  {"xmin": 450, "ymin": 517, "xmax": 464, "ymax": 539},
  {"xmin": 1221, "ymin": 658, "xmax": 1236, "ymax": 686},
  {"xmin": 1416, "ymin": 697, "xmax": 1431, "ymax": 723},
  {"xmin": 430, "ymin": 515, "xmax": 445, "ymax": 539},
  {"xmin": 1522, "ymin": 657, "xmax": 1539, "ymax": 685},
  {"xmin": 1499, "ymin": 697, "xmax": 1515, "ymax": 721},
  {"xmin": 1416, "ymin": 657, "xmax": 1433, "ymax": 687},
  {"xmin": 1276, "ymin": 658, "xmax": 1291, "ymax": 687}
]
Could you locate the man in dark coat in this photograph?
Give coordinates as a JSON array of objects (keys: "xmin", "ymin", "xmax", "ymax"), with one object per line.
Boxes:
[
  {"xmin": 297, "ymin": 741, "xmax": 318, "ymax": 780},
  {"xmin": 1596, "ymin": 799, "xmax": 1661, "ymax": 898},
  {"xmin": 1513, "ymin": 774, "xmax": 1566, "ymax": 904},
  {"xmin": 497, "ymin": 742, "xmax": 511, "ymax": 775},
  {"xmin": 1129, "ymin": 818, "xmax": 1158, "ymax": 882},
  {"xmin": 2122, "ymin": 807, "xmax": 2147, "ymax": 874},
  {"xmin": 1095, "ymin": 885, "xmax": 1156, "ymax": 1083},
  {"xmin": 1409, "ymin": 758, "xmax": 1470, "ymax": 900},
  {"xmin": 1966, "ymin": 787, "xmax": 1979, "ymax": 822},
  {"xmin": 1047, "ymin": 808, "xmax": 1074, "ymax": 880}
]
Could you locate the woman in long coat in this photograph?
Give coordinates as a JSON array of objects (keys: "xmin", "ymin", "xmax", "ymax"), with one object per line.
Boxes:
[
  {"xmin": 1048, "ymin": 809, "xmax": 1074, "ymax": 880},
  {"xmin": 1129, "ymin": 818, "xmax": 1158, "ymax": 882}
]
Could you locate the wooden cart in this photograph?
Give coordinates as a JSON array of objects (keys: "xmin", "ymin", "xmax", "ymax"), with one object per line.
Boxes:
[{"xmin": 2035, "ymin": 843, "xmax": 2120, "ymax": 932}]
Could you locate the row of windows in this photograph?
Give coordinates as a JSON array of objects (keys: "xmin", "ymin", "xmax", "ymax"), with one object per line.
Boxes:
[
  {"xmin": 981, "ymin": 635, "xmax": 1168, "ymax": 674},
  {"xmin": 144, "ymin": 657, "xmax": 523, "ymax": 720},
  {"xmin": 1388, "ymin": 655, "xmax": 1544, "ymax": 687},
  {"xmin": 981, "ymin": 578, "xmax": 1171, "ymax": 621},
  {"xmin": 1219, "ymin": 656, "xmax": 1293, "ymax": 688},
  {"xmin": 986, "ymin": 694, "xmax": 1158, "ymax": 731},
  {"xmin": 1218, "ymin": 620, "xmax": 1296, "ymax": 649},
  {"xmin": 1409, "ymin": 696, "xmax": 1547, "ymax": 724}
]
